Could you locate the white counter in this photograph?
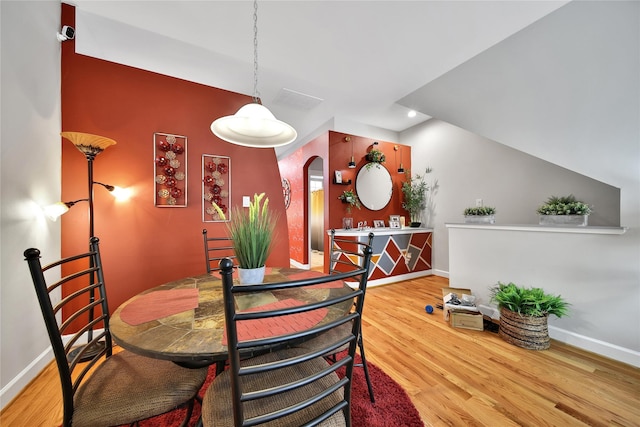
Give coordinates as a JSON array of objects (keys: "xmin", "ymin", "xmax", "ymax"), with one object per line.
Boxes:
[{"xmin": 329, "ymin": 227, "xmax": 434, "ymax": 287}]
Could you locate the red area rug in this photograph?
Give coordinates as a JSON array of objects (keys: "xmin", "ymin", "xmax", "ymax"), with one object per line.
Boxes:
[{"xmin": 129, "ymin": 353, "xmax": 424, "ymax": 426}]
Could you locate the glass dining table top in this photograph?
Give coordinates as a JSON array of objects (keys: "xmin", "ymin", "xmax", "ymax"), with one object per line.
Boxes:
[{"xmin": 110, "ymin": 267, "xmax": 352, "ymax": 365}]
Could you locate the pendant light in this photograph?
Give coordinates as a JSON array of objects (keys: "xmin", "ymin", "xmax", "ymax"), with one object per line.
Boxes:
[
  {"xmin": 211, "ymin": 0, "xmax": 296, "ymax": 148},
  {"xmin": 347, "ymin": 136, "xmax": 356, "ymax": 168},
  {"xmin": 395, "ymin": 145, "xmax": 405, "ymax": 173}
]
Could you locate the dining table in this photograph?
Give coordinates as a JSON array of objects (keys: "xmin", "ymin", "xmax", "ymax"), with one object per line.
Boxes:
[{"xmin": 110, "ymin": 267, "xmax": 354, "ymax": 368}]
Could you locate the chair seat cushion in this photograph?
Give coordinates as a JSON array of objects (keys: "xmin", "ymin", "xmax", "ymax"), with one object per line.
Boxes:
[
  {"xmin": 202, "ymin": 349, "xmax": 346, "ymax": 427},
  {"xmin": 73, "ymin": 351, "xmax": 208, "ymax": 427}
]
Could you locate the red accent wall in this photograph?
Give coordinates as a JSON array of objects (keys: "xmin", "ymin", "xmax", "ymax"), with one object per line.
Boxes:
[
  {"xmin": 278, "ymin": 130, "xmax": 411, "ymax": 270},
  {"xmin": 60, "ymin": 4, "xmax": 290, "ymax": 318}
]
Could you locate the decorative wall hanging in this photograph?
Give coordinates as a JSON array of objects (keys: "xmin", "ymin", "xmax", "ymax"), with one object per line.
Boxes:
[
  {"xmin": 282, "ymin": 178, "xmax": 291, "ymax": 209},
  {"xmin": 154, "ymin": 132, "xmax": 187, "ymax": 207},
  {"xmin": 202, "ymin": 154, "xmax": 231, "ymax": 222}
]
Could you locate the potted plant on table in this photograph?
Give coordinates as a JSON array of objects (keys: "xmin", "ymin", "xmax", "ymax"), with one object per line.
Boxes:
[
  {"xmin": 214, "ymin": 193, "xmax": 277, "ymax": 284},
  {"xmin": 338, "ymin": 189, "xmax": 361, "ymax": 229},
  {"xmin": 463, "ymin": 206, "xmax": 496, "ymax": 224},
  {"xmin": 537, "ymin": 194, "xmax": 592, "ymax": 226},
  {"xmin": 490, "ymin": 282, "xmax": 570, "ymax": 350},
  {"xmin": 401, "ymin": 168, "xmax": 431, "ymax": 227}
]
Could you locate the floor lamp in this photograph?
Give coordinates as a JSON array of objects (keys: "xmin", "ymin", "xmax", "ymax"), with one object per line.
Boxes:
[{"xmin": 60, "ymin": 132, "xmax": 117, "ymax": 361}]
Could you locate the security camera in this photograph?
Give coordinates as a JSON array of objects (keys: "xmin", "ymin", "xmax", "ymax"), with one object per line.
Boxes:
[{"xmin": 56, "ymin": 25, "xmax": 75, "ymax": 42}]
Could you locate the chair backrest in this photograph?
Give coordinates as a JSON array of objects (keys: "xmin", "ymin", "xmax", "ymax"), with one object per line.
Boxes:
[
  {"xmin": 203, "ymin": 228, "xmax": 235, "ymax": 273},
  {"xmin": 24, "ymin": 236, "xmax": 112, "ymax": 427},
  {"xmin": 218, "ymin": 239, "xmax": 373, "ymax": 427},
  {"xmin": 329, "ymin": 229, "xmax": 374, "ymax": 276}
]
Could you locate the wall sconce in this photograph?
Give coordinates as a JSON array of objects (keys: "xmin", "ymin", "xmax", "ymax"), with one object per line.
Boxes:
[
  {"xmin": 346, "ymin": 136, "xmax": 356, "ymax": 168},
  {"xmin": 395, "ymin": 145, "xmax": 405, "ymax": 173}
]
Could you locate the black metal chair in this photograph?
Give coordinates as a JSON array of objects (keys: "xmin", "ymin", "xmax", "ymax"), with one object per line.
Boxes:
[
  {"xmin": 320, "ymin": 229, "xmax": 376, "ymax": 403},
  {"xmin": 203, "ymin": 228, "xmax": 236, "ymax": 274},
  {"xmin": 24, "ymin": 237, "xmax": 208, "ymax": 427},
  {"xmin": 200, "ymin": 243, "xmax": 373, "ymax": 427}
]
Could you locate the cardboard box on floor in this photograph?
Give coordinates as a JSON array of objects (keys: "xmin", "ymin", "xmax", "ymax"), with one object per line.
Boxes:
[
  {"xmin": 449, "ymin": 310, "xmax": 484, "ymax": 331},
  {"xmin": 441, "ymin": 287, "xmax": 481, "ymax": 330}
]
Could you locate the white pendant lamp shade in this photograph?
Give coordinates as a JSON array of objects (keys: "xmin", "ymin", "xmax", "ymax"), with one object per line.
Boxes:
[{"xmin": 211, "ymin": 103, "xmax": 297, "ymax": 148}]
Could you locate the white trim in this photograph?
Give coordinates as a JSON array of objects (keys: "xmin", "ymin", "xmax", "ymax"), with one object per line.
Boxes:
[
  {"xmin": 289, "ymin": 258, "xmax": 310, "ymax": 270},
  {"xmin": 445, "ymin": 223, "xmax": 627, "ymax": 235},
  {"xmin": 549, "ymin": 326, "xmax": 640, "ymax": 368},
  {"xmin": 0, "ymin": 329, "xmax": 105, "ymax": 409},
  {"xmin": 0, "ymin": 347, "xmax": 53, "ymax": 409}
]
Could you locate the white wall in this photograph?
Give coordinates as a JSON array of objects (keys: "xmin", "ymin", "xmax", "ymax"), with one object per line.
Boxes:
[
  {"xmin": 448, "ymin": 225, "xmax": 639, "ymax": 367},
  {"xmin": 404, "ymin": 119, "xmax": 621, "ymax": 275},
  {"xmin": 0, "ymin": 1, "xmax": 62, "ymax": 408}
]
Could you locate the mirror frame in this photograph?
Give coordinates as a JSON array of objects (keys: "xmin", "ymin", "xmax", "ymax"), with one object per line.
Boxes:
[{"xmin": 355, "ymin": 163, "xmax": 393, "ymax": 211}]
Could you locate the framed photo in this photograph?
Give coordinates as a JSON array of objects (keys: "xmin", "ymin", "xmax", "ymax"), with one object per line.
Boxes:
[
  {"xmin": 202, "ymin": 154, "xmax": 231, "ymax": 222},
  {"xmin": 389, "ymin": 220, "xmax": 401, "ymax": 229},
  {"xmin": 373, "ymin": 220, "xmax": 385, "ymax": 228},
  {"xmin": 389, "ymin": 215, "xmax": 400, "ymax": 222},
  {"xmin": 334, "ymin": 170, "xmax": 343, "ymax": 184}
]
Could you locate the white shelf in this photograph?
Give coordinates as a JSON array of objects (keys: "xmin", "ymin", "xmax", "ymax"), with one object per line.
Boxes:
[{"xmin": 445, "ymin": 223, "xmax": 627, "ymax": 235}]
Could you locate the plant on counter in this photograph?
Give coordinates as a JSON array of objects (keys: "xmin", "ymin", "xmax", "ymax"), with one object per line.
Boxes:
[
  {"xmin": 213, "ymin": 193, "xmax": 277, "ymax": 269},
  {"xmin": 338, "ymin": 189, "xmax": 361, "ymax": 214},
  {"xmin": 536, "ymin": 194, "xmax": 592, "ymax": 216},
  {"xmin": 401, "ymin": 168, "xmax": 431, "ymax": 226},
  {"xmin": 489, "ymin": 282, "xmax": 569, "ymax": 318},
  {"xmin": 463, "ymin": 206, "xmax": 496, "ymax": 216}
]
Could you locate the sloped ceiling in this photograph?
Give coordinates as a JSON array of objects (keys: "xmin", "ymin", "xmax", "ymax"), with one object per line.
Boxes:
[
  {"xmin": 398, "ymin": 0, "xmax": 639, "ymax": 187},
  {"xmin": 70, "ymin": 0, "xmax": 568, "ymax": 156}
]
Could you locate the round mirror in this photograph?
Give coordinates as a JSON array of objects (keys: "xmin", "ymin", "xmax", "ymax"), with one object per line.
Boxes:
[{"xmin": 356, "ymin": 163, "xmax": 393, "ymax": 210}]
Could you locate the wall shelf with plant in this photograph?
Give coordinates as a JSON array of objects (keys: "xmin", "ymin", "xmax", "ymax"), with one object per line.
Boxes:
[
  {"xmin": 537, "ymin": 194, "xmax": 592, "ymax": 226},
  {"xmin": 463, "ymin": 206, "xmax": 496, "ymax": 224}
]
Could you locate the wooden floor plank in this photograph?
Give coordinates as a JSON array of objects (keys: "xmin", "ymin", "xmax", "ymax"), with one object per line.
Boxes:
[{"xmin": 2, "ymin": 274, "xmax": 639, "ymax": 426}]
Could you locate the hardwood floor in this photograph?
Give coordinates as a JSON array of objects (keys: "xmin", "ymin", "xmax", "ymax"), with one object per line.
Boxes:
[{"xmin": 2, "ymin": 275, "xmax": 639, "ymax": 426}]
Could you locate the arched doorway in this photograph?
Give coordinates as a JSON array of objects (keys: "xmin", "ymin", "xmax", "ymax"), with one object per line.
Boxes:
[{"xmin": 307, "ymin": 157, "xmax": 324, "ymax": 271}]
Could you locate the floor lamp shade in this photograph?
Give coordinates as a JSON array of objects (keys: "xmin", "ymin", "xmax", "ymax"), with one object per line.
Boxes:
[{"xmin": 61, "ymin": 132, "xmax": 117, "ymax": 158}]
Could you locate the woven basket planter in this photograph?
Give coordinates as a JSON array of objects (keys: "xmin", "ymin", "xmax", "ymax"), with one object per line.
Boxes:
[{"xmin": 499, "ymin": 307, "xmax": 550, "ymax": 350}]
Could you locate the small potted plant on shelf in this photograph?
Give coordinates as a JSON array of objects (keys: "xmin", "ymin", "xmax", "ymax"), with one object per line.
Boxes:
[
  {"xmin": 463, "ymin": 206, "xmax": 496, "ymax": 224},
  {"xmin": 401, "ymin": 168, "xmax": 430, "ymax": 227},
  {"xmin": 537, "ymin": 194, "xmax": 592, "ymax": 226},
  {"xmin": 213, "ymin": 193, "xmax": 277, "ymax": 284},
  {"xmin": 490, "ymin": 281, "xmax": 569, "ymax": 350},
  {"xmin": 365, "ymin": 147, "xmax": 386, "ymax": 170},
  {"xmin": 338, "ymin": 189, "xmax": 360, "ymax": 229}
]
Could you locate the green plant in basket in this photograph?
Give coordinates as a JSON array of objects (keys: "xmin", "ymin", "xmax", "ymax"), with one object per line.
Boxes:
[
  {"xmin": 489, "ymin": 282, "xmax": 569, "ymax": 318},
  {"xmin": 214, "ymin": 193, "xmax": 277, "ymax": 269}
]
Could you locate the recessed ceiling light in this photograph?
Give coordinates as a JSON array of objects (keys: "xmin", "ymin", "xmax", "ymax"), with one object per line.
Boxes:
[{"xmin": 407, "ymin": 110, "xmax": 417, "ymax": 118}]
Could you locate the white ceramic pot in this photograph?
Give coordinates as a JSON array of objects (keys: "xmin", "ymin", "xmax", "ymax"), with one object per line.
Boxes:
[{"xmin": 237, "ymin": 266, "xmax": 266, "ymax": 285}]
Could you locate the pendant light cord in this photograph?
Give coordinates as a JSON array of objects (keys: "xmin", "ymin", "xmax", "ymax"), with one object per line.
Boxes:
[{"xmin": 253, "ymin": 0, "xmax": 260, "ymax": 103}]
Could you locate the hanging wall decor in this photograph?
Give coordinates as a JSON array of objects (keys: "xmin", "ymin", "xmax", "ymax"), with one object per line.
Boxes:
[
  {"xmin": 202, "ymin": 154, "xmax": 231, "ymax": 222},
  {"xmin": 282, "ymin": 178, "xmax": 291, "ymax": 209},
  {"xmin": 154, "ymin": 132, "xmax": 187, "ymax": 207}
]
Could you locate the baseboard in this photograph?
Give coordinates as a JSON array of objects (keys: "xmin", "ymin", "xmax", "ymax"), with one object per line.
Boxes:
[
  {"xmin": 289, "ymin": 259, "xmax": 310, "ymax": 270},
  {"xmin": 433, "ymin": 269, "xmax": 449, "ymax": 278},
  {"xmin": 0, "ymin": 346, "xmax": 52, "ymax": 410},
  {"xmin": 549, "ymin": 326, "xmax": 640, "ymax": 368},
  {"xmin": 0, "ymin": 329, "xmax": 105, "ymax": 410}
]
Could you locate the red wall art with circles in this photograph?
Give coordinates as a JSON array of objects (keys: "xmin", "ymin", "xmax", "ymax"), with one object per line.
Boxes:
[
  {"xmin": 202, "ymin": 154, "xmax": 231, "ymax": 222},
  {"xmin": 154, "ymin": 132, "xmax": 187, "ymax": 207}
]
